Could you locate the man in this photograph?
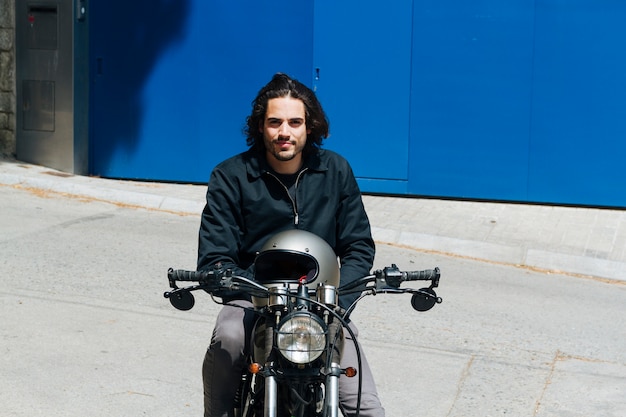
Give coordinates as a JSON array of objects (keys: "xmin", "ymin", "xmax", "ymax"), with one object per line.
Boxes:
[{"xmin": 198, "ymin": 73, "xmax": 384, "ymax": 417}]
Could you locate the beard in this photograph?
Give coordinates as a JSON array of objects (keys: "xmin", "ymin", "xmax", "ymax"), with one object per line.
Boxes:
[
  {"xmin": 266, "ymin": 139, "xmax": 304, "ymax": 162},
  {"xmin": 269, "ymin": 149, "xmax": 297, "ymax": 161}
]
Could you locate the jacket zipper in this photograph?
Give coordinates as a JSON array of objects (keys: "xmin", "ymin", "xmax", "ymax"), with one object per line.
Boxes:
[{"xmin": 266, "ymin": 168, "xmax": 308, "ymax": 226}]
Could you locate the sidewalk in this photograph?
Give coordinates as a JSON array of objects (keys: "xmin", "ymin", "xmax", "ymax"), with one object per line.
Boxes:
[{"xmin": 1, "ymin": 157, "xmax": 624, "ymax": 282}]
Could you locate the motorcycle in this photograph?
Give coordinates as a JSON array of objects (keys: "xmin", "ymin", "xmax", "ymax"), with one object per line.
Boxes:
[{"xmin": 164, "ymin": 229, "xmax": 442, "ymax": 417}]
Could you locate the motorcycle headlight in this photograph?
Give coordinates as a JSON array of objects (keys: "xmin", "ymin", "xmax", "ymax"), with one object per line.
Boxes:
[{"xmin": 276, "ymin": 313, "xmax": 327, "ymax": 364}]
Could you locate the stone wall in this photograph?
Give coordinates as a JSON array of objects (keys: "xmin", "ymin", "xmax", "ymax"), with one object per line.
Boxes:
[{"xmin": 0, "ymin": 0, "xmax": 15, "ymax": 158}]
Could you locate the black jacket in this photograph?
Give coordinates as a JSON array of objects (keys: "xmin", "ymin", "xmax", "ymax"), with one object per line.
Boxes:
[{"xmin": 197, "ymin": 148, "xmax": 375, "ymax": 309}]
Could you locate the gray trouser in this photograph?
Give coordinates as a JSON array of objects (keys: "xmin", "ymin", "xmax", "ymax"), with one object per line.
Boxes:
[{"xmin": 202, "ymin": 300, "xmax": 385, "ymax": 417}]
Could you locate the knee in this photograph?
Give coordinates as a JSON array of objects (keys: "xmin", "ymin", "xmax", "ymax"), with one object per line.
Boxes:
[
  {"xmin": 209, "ymin": 304, "xmax": 250, "ymax": 353},
  {"xmin": 213, "ymin": 325, "xmax": 244, "ymax": 348}
]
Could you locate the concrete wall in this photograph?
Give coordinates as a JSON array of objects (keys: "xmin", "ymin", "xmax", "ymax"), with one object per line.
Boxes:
[{"xmin": 0, "ymin": 0, "xmax": 15, "ymax": 157}]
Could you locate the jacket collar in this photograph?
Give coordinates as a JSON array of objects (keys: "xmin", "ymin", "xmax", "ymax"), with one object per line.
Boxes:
[{"xmin": 245, "ymin": 148, "xmax": 328, "ymax": 179}]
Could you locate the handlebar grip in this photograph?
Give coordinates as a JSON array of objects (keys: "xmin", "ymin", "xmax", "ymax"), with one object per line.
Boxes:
[
  {"xmin": 403, "ymin": 267, "xmax": 440, "ymax": 281},
  {"xmin": 380, "ymin": 265, "xmax": 440, "ymax": 288},
  {"xmin": 167, "ymin": 268, "xmax": 215, "ymax": 283}
]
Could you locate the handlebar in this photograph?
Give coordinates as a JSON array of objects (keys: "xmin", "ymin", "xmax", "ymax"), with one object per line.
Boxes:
[
  {"xmin": 165, "ymin": 264, "xmax": 442, "ymax": 312},
  {"xmin": 337, "ymin": 264, "xmax": 440, "ymax": 293}
]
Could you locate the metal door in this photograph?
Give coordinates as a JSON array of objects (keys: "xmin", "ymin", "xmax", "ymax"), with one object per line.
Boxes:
[{"xmin": 15, "ymin": 0, "xmax": 88, "ymax": 174}]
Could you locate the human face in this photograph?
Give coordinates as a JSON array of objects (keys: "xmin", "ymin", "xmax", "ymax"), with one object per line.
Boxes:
[{"xmin": 261, "ymin": 96, "xmax": 310, "ymax": 174}]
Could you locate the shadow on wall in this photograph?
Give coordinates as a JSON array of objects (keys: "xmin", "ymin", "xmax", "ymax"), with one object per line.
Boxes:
[{"xmin": 89, "ymin": 0, "xmax": 191, "ymax": 175}]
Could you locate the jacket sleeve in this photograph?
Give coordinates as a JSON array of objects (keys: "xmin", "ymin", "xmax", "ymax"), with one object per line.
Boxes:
[
  {"xmin": 197, "ymin": 167, "xmax": 255, "ymax": 279},
  {"xmin": 334, "ymin": 162, "xmax": 376, "ymax": 310}
]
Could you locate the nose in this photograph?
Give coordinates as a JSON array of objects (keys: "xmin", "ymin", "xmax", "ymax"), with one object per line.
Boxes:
[{"xmin": 278, "ymin": 122, "xmax": 290, "ymax": 136}]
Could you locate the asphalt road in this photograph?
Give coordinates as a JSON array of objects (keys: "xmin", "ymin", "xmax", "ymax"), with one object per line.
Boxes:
[{"xmin": 1, "ymin": 184, "xmax": 625, "ymax": 416}]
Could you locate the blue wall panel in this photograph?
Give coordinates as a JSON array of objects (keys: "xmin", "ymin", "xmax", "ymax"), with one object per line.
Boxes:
[
  {"xmin": 313, "ymin": 0, "xmax": 413, "ymax": 188},
  {"xmin": 529, "ymin": 0, "xmax": 626, "ymax": 207},
  {"xmin": 90, "ymin": 0, "xmax": 313, "ymax": 182},
  {"xmin": 409, "ymin": 0, "xmax": 535, "ymax": 201}
]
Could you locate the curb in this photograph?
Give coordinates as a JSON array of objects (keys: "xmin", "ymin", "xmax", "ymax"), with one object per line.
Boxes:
[{"xmin": 2, "ymin": 163, "xmax": 625, "ymax": 283}]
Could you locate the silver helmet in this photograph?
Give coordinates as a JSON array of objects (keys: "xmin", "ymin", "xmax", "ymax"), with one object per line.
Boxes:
[{"xmin": 254, "ymin": 229, "xmax": 340, "ymax": 288}]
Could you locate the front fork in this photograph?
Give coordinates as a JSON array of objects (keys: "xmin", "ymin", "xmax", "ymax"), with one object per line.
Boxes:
[
  {"xmin": 259, "ymin": 321, "xmax": 279, "ymax": 417},
  {"xmin": 324, "ymin": 363, "xmax": 342, "ymax": 417},
  {"xmin": 263, "ymin": 366, "xmax": 341, "ymax": 417},
  {"xmin": 264, "ymin": 374, "xmax": 279, "ymax": 417}
]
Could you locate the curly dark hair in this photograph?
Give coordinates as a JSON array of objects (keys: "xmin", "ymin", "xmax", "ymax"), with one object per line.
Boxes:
[{"xmin": 244, "ymin": 73, "xmax": 330, "ymax": 154}]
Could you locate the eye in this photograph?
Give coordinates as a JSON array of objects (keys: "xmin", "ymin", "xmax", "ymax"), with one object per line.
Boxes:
[{"xmin": 289, "ymin": 119, "xmax": 304, "ymax": 127}]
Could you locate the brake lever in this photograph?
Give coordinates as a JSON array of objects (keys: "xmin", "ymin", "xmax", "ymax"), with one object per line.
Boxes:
[{"xmin": 379, "ymin": 265, "xmax": 403, "ymax": 288}]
